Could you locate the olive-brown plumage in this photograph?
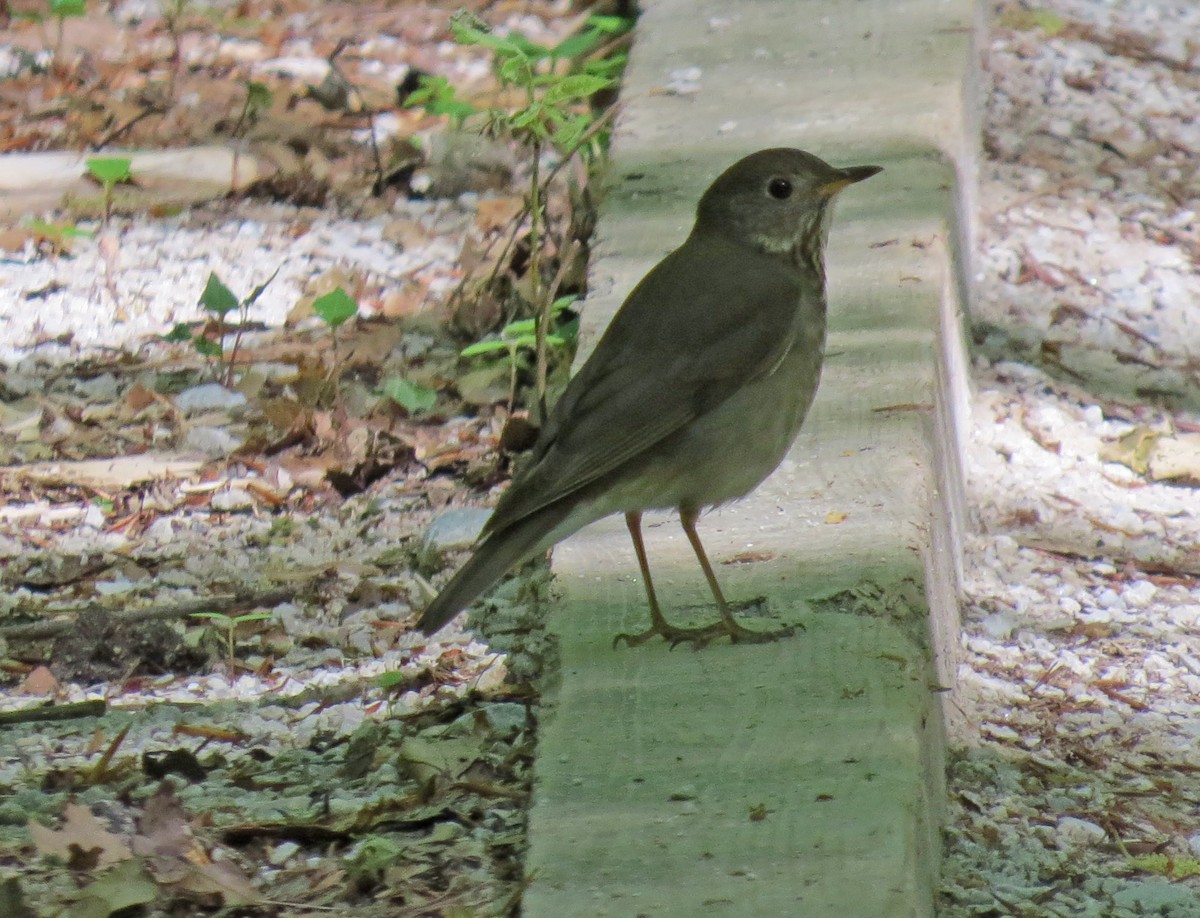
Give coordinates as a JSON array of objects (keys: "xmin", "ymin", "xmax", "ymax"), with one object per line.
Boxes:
[{"xmin": 421, "ymin": 148, "xmax": 880, "ymax": 644}]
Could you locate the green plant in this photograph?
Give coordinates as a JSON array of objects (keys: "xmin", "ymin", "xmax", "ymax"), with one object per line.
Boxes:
[
  {"xmin": 49, "ymin": 0, "xmax": 87, "ymax": 63},
  {"xmin": 379, "ymin": 376, "xmax": 438, "ymax": 416},
  {"xmin": 27, "ymin": 217, "xmax": 93, "ymax": 255},
  {"xmin": 460, "ymin": 294, "xmax": 578, "ymax": 409},
  {"xmin": 85, "ymin": 156, "xmax": 132, "ymax": 226},
  {"xmin": 310, "ymin": 286, "xmax": 360, "ymax": 405},
  {"xmin": 190, "ymin": 611, "xmax": 273, "ymax": 670},
  {"xmin": 162, "ymin": 269, "xmax": 277, "ymax": 386},
  {"xmin": 229, "ymin": 80, "xmax": 273, "ymax": 187},
  {"xmin": 405, "ymin": 12, "xmax": 629, "ymax": 417}
]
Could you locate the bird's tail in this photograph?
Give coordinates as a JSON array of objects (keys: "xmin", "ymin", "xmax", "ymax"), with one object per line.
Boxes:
[{"xmin": 419, "ymin": 501, "xmax": 578, "ymax": 635}]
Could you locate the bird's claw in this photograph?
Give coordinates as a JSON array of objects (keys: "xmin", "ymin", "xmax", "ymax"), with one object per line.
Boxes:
[
  {"xmin": 613, "ymin": 618, "xmax": 795, "ymax": 650},
  {"xmin": 613, "ymin": 622, "xmax": 725, "ymax": 651}
]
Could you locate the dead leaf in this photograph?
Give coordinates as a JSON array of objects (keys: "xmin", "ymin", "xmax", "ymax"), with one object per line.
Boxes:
[
  {"xmin": 69, "ymin": 857, "xmax": 158, "ymax": 917},
  {"xmin": 20, "ymin": 665, "xmax": 60, "ymax": 696},
  {"xmin": 474, "ymin": 194, "xmax": 525, "ymax": 233},
  {"xmin": 1147, "ymin": 433, "xmax": 1200, "ymax": 486},
  {"xmin": 30, "ymin": 803, "xmax": 133, "ymax": 869}
]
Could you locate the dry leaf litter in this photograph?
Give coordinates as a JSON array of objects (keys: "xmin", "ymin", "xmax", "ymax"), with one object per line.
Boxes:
[{"xmin": 0, "ymin": 0, "xmax": 591, "ymax": 912}]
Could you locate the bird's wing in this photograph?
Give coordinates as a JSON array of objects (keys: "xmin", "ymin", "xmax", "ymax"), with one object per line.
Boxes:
[{"xmin": 484, "ymin": 234, "xmax": 809, "ymax": 533}]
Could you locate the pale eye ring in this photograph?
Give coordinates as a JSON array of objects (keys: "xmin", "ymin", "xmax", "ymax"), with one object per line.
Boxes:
[{"xmin": 767, "ymin": 177, "xmax": 793, "ymax": 200}]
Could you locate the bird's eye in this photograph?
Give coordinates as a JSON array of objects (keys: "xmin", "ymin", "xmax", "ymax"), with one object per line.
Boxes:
[{"xmin": 767, "ymin": 177, "xmax": 793, "ymax": 200}]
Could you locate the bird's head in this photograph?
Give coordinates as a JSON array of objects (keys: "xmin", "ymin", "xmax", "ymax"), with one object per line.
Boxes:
[{"xmin": 694, "ymin": 148, "xmax": 881, "ymax": 270}]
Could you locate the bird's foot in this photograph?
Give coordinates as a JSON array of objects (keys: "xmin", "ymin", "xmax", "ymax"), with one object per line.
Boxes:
[
  {"xmin": 613, "ymin": 602, "xmax": 797, "ymax": 650},
  {"xmin": 723, "ymin": 619, "xmax": 796, "ymax": 644},
  {"xmin": 613, "ymin": 620, "xmax": 730, "ymax": 651}
]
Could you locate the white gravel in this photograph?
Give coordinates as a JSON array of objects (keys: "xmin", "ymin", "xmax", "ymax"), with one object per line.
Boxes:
[{"xmin": 942, "ymin": 2, "xmax": 1200, "ymax": 915}]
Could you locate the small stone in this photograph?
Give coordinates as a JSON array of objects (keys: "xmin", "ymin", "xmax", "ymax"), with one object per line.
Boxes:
[
  {"xmin": 75, "ymin": 372, "xmax": 119, "ymax": 400},
  {"xmin": 185, "ymin": 425, "xmax": 244, "ymax": 457},
  {"xmin": 268, "ymin": 841, "xmax": 301, "ymax": 866},
  {"xmin": 1055, "ymin": 816, "xmax": 1106, "ymax": 847},
  {"xmin": 422, "ymin": 508, "xmax": 491, "ymax": 553},
  {"xmin": 1123, "ymin": 580, "xmax": 1157, "ymax": 608},
  {"xmin": 174, "ymin": 383, "xmax": 248, "ymax": 413},
  {"xmin": 1111, "ymin": 877, "xmax": 1200, "ymax": 910},
  {"xmin": 211, "ymin": 488, "xmax": 254, "ymax": 512}
]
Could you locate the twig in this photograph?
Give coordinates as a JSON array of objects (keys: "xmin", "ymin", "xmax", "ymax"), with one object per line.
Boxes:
[
  {"xmin": 0, "ymin": 589, "xmax": 294, "ymax": 642},
  {"xmin": 0, "ymin": 699, "xmax": 108, "ymax": 727}
]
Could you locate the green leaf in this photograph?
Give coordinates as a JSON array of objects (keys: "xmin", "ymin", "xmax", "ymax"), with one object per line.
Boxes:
[
  {"xmin": 29, "ymin": 218, "xmax": 92, "ymax": 240},
  {"xmin": 502, "ymin": 318, "xmax": 536, "ymax": 337},
  {"xmin": 199, "ymin": 272, "xmax": 239, "ymax": 316},
  {"xmin": 193, "ymin": 336, "xmax": 223, "ymax": 358},
  {"xmin": 552, "ymin": 113, "xmax": 591, "ymax": 153},
  {"xmin": 403, "ymin": 75, "xmax": 450, "ymax": 107},
  {"xmin": 380, "ymin": 376, "xmax": 438, "ymax": 414},
  {"xmin": 428, "ymin": 97, "xmax": 478, "ymax": 122},
  {"xmin": 376, "ymin": 671, "xmax": 408, "ymax": 690},
  {"xmin": 587, "ymin": 14, "xmax": 633, "ymax": 34},
  {"xmin": 312, "ymin": 287, "xmax": 358, "ymax": 328},
  {"xmin": 461, "ymin": 339, "xmax": 513, "ymax": 358},
  {"xmin": 498, "ymin": 54, "xmax": 534, "ymax": 86},
  {"xmin": 245, "ymin": 267, "xmax": 280, "ymax": 306},
  {"xmin": 231, "ymin": 612, "xmax": 274, "ymax": 625},
  {"xmin": 245, "ymin": 80, "xmax": 273, "ymax": 112},
  {"xmin": 551, "ymin": 294, "xmax": 579, "ymax": 313},
  {"xmin": 406, "ymin": 75, "xmax": 478, "ymax": 123},
  {"xmin": 161, "ymin": 323, "xmax": 193, "ymax": 343},
  {"xmin": 584, "ymin": 54, "xmax": 627, "ymax": 78},
  {"xmin": 509, "ymin": 106, "xmax": 543, "ymax": 130},
  {"xmin": 542, "ymin": 74, "xmax": 612, "ymax": 105},
  {"xmin": 550, "ymin": 30, "xmax": 604, "ymax": 60},
  {"xmin": 85, "ymin": 156, "xmax": 132, "ymax": 186},
  {"xmin": 191, "ymin": 612, "xmax": 233, "ymax": 626},
  {"xmin": 50, "ymin": 0, "xmax": 86, "ymax": 18},
  {"xmin": 556, "ymin": 317, "xmax": 579, "ymax": 343},
  {"xmin": 500, "ymin": 33, "xmax": 549, "ymax": 59}
]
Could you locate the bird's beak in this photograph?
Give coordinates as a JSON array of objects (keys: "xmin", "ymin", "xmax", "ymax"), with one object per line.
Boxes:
[{"xmin": 819, "ymin": 164, "xmax": 883, "ymax": 197}]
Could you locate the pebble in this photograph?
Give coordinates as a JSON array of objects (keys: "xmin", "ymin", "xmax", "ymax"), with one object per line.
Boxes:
[
  {"xmin": 174, "ymin": 383, "xmax": 248, "ymax": 413},
  {"xmin": 1055, "ymin": 816, "xmax": 1107, "ymax": 847},
  {"xmin": 184, "ymin": 425, "xmax": 245, "ymax": 457},
  {"xmin": 422, "ymin": 507, "xmax": 491, "ymax": 553}
]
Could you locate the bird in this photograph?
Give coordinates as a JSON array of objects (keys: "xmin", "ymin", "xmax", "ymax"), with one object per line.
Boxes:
[{"xmin": 420, "ymin": 147, "xmax": 881, "ymax": 646}]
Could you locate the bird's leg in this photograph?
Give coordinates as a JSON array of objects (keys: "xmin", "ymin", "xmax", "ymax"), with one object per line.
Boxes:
[
  {"xmin": 613, "ymin": 512, "xmax": 728, "ymax": 649},
  {"xmin": 679, "ymin": 507, "xmax": 795, "ymax": 644}
]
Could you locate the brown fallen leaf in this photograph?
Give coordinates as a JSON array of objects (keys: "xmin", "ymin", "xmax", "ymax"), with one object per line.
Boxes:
[{"xmin": 30, "ymin": 803, "xmax": 133, "ymax": 870}]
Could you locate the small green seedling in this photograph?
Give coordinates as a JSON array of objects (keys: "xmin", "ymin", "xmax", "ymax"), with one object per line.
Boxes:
[
  {"xmin": 380, "ymin": 376, "xmax": 438, "ymax": 416},
  {"xmin": 164, "ymin": 269, "xmax": 278, "ymax": 385},
  {"xmin": 85, "ymin": 156, "xmax": 133, "ymax": 226},
  {"xmin": 310, "ymin": 286, "xmax": 360, "ymax": 405},
  {"xmin": 190, "ymin": 611, "xmax": 274, "ymax": 671},
  {"xmin": 312, "ymin": 286, "xmax": 358, "ymax": 331},
  {"xmin": 461, "ymin": 294, "xmax": 578, "ymax": 409},
  {"xmin": 28, "ymin": 217, "xmax": 93, "ymax": 255},
  {"xmin": 49, "ymin": 0, "xmax": 87, "ymax": 63},
  {"xmin": 232, "ymin": 80, "xmax": 273, "ymax": 137}
]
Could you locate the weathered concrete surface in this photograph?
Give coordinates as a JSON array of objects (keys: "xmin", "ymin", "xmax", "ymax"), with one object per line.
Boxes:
[{"xmin": 523, "ymin": 0, "xmax": 978, "ymax": 914}]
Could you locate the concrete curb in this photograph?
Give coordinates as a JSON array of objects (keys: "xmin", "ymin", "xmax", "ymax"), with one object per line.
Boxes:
[{"xmin": 524, "ymin": 1, "xmax": 978, "ymax": 914}]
